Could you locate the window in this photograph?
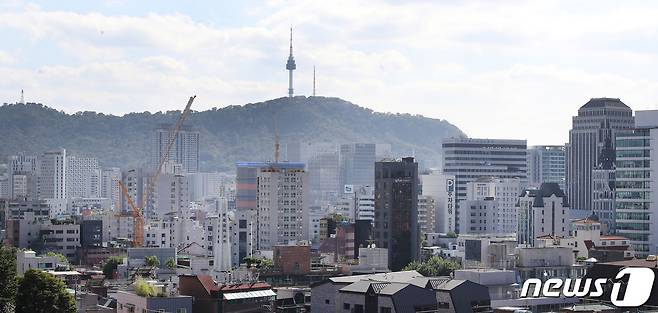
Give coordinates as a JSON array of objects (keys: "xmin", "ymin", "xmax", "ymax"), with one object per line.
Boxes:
[
  {"xmin": 325, "ymin": 299, "xmax": 330, "ymax": 304},
  {"xmin": 354, "ymin": 304, "xmax": 364, "ymax": 313},
  {"xmin": 380, "ymin": 307, "xmax": 392, "ymax": 313},
  {"xmin": 343, "ymin": 303, "xmax": 350, "ymax": 310}
]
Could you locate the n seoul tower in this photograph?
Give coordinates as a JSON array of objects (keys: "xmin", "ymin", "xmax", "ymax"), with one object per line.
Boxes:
[{"xmin": 286, "ymin": 27, "xmax": 296, "ymax": 98}]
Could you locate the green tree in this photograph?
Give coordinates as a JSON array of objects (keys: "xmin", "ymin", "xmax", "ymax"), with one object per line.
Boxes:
[
  {"xmin": 15, "ymin": 269, "xmax": 76, "ymax": 313},
  {"xmin": 0, "ymin": 246, "xmax": 18, "ymax": 313},
  {"xmin": 403, "ymin": 256, "xmax": 461, "ymax": 277},
  {"xmin": 144, "ymin": 256, "xmax": 160, "ymax": 268},
  {"xmin": 258, "ymin": 258, "xmax": 273, "ymax": 270},
  {"xmin": 165, "ymin": 257, "xmax": 176, "ymax": 270},
  {"xmin": 134, "ymin": 278, "xmax": 157, "ymax": 297},
  {"xmin": 446, "ymin": 231, "xmax": 457, "ymax": 238},
  {"xmin": 102, "ymin": 256, "xmax": 123, "ymax": 279},
  {"xmin": 43, "ymin": 252, "xmax": 68, "ymax": 265}
]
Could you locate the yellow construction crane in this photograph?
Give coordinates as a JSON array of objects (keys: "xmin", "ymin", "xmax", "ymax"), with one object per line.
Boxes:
[{"xmin": 118, "ymin": 95, "xmax": 196, "ymax": 247}]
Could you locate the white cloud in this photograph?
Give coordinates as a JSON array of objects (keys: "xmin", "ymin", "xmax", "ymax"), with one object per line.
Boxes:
[{"xmin": 1, "ymin": 1, "xmax": 658, "ymax": 145}]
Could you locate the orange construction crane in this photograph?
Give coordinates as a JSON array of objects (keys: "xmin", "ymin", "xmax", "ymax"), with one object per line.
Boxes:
[{"xmin": 118, "ymin": 95, "xmax": 196, "ymax": 247}]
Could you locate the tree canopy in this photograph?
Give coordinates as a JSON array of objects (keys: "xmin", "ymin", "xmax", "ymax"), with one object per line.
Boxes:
[
  {"xmin": 403, "ymin": 256, "xmax": 461, "ymax": 277},
  {"xmin": 102, "ymin": 256, "xmax": 124, "ymax": 279},
  {"xmin": 144, "ymin": 256, "xmax": 160, "ymax": 268},
  {"xmin": 15, "ymin": 269, "xmax": 76, "ymax": 313},
  {"xmin": 165, "ymin": 257, "xmax": 176, "ymax": 270},
  {"xmin": 0, "ymin": 98, "xmax": 465, "ymax": 171},
  {"xmin": 0, "ymin": 247, "xmax": 17, "ymax": 313},
  {"xmin": 134, "ymin": 278, "xmax": 157, "ymax": 297}
]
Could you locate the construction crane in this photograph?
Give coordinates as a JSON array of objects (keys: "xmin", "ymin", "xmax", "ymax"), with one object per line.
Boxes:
[{"xmin": 118, "ymin": 95, "xmax": 196, "ymax": 247}]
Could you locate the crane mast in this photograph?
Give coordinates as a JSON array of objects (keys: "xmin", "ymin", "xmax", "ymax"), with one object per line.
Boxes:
[{"xmin": 118, "ymin": 95, "xmax": 196, "ymax": 247}]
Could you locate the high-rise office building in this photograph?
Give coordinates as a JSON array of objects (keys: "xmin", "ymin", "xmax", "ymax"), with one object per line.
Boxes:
[
  {"xmin": 374, "ymin": 157, "xmax": 419, "ymax": 271},
  {"xmin": 66, "ymin": 156, "xmax": 101, "ymax": 198},
  {"xmin": 151, "ymin": 124, "xmax": 200, "ymax": 173},
  {"xmin": 566, "ymin": 98, "xmax": 634, "ymax": 211},
  {"xmin": 286, "ymin": 142, "xmax": 339, "ymax": 206},
  {"xmin": 442, "ymin": 138, "xmax": 527, "ymax": 232},
  {"xmin": 339, "ymin": 143, "xmax": 376, "ymax": 190},
  {"xmin": 527, "ymin": 145, "xmax": 566, "ymax": 191},
  {"xmin": 38, "ymin": 148, "xmax": 67, "ymax": 199},
  {"xmin": 615, "ymin": 110, "xmax": 658, "ymax": 257}
]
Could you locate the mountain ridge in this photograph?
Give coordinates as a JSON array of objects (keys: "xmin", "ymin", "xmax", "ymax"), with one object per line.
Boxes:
[{"xmin": 0, "ymin": 96, "xmax": 466, "ymax": 171}]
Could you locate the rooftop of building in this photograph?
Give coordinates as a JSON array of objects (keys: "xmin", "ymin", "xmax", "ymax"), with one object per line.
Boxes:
[
  {"xmin": 572, "ymin": 215, "xmax": 600, "ymax": 225},
  {"xmin": 602, "ymin": 258, "xmax": 658, "ymax": 268},
  {"xmin": 181, "ymin": 274, "xmax": 272, "ymax": 295},
  {"xmin": 519, "ymin": 182, "xmax": 568, "ymax": 207},
  {"xmin": 235, "ymin": 161, "xmax": 305, "ymax": 169},
  {"xmin": 315, "ymin": 270, "xmax": 423, "ymax": 286},
  {"xmin": 599, "ymin": 235, "xmax": 629, "ymax": 241},
  {"xmin": 580, "ymin": 97, "xmax": 630, "ymax": 110}
]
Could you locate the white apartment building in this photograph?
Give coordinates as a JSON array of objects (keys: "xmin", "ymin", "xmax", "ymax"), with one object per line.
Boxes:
[
  {"xmin": 16, "ymin": 250, "xmax": 60, "ymax": 274},
  {"xmin": 459, "ymin": 177, "xmax": 521, "ymax": 235},
  {"xmin": 256, "ymin": 164, "xmax": 309, "ymax": 250},
  {"xmin": 148, "ymin": 173, "xmax": 189, "ymax": 219},
  {"xmin": 355, "ymin": 185, "xmax": 375, "ymax": 222},
  {"xmin": 101, "ymin": 167, "xmax": 122, "ymax": 210},
  {"xmin": 38, "ymin": 148, "xmax": 67, "ymax": 199},
  {"xmin": 517, "ymin": 183, "xmax": 570, "ymax": 246},
  {"xmin": 66, "ymin": 156, "xmax": 101, "ymax": 198},
  {"xmin": 417, "ymin": 195, "xmax": 437, "ymax": 236}
]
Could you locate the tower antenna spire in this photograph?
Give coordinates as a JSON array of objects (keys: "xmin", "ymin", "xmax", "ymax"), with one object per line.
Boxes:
[
  {"xmin": 286, "ymin": 27, "xmax": 296, "ymax": 98},
  {"xmin": 289, "ymin": 27, "xmax": 293, "ymax": 56},
  {"xmin": 20, "ymin": 89, "xmax": 24, "ymax": 104}
]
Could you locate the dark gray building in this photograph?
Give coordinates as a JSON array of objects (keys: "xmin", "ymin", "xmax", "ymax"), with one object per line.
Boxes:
[
  {"xmin": 591, "ymin": 138, "xmax": 616, "ymax": 234},
  {"xmin": 567, "ymin": 98, "xmax": 633, "ymax": 212},
  {"xmin": 80, "ymin": 219, "xmax": 103, "ymax": 248},
  {"xmin": 374, "ymin": 157, "xmax": 419, "ymax": 271},
  {"xmin": 336, "ymin": 276, "xmax": 491, "ymax": 313}
]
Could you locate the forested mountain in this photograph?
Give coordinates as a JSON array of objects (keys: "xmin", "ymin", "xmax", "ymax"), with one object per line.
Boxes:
[{"xmin": 0, "ymin": 96, "xmax": 466, "ymax": 172}]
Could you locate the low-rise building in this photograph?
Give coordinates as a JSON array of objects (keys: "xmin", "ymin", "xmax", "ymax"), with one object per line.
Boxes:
[
  {"xmin": 41, "ymin": 220, "xmax": 81, "ymax": 262},
  {"xmin": 273, "ymin": 244, "xmax": 311, "ymax": 275},
  {"xmin": 179, "ymin": 274, "xmax": 275, "ymax": 313},
  {"xmin": 115, "ymin": 289, "xmax": 193, "ymax": 313},
  {"xmin": 16, "ymin": 250, "xmax": 60, "ymax": 274},
  {"xmin": 310, "ymin": 271, "xmax": 424, "ymax": 312},
  {"xmin": 516, "ymin": 247, "xmax": 585, "ymax": 283}
]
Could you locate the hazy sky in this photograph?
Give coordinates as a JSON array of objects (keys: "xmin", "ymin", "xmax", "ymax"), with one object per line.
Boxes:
[{"xmin": 2, "ymin": 1, "xmax": 658, "ymax": 145}]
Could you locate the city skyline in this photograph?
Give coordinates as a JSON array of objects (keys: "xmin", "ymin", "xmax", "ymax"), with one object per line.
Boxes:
[{"xmin": 2, "ymin": 1, "xmax": 658, "ymax": 145}]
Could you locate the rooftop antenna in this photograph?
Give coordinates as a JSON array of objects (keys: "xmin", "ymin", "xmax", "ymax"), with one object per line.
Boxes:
[
  {"xmin": 20, "ymin": 89, "xmax": 24, "ymax": 104},
  {"xmin": 313, "ymin": 66, "xmax": 316, "ymax": 97}
]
